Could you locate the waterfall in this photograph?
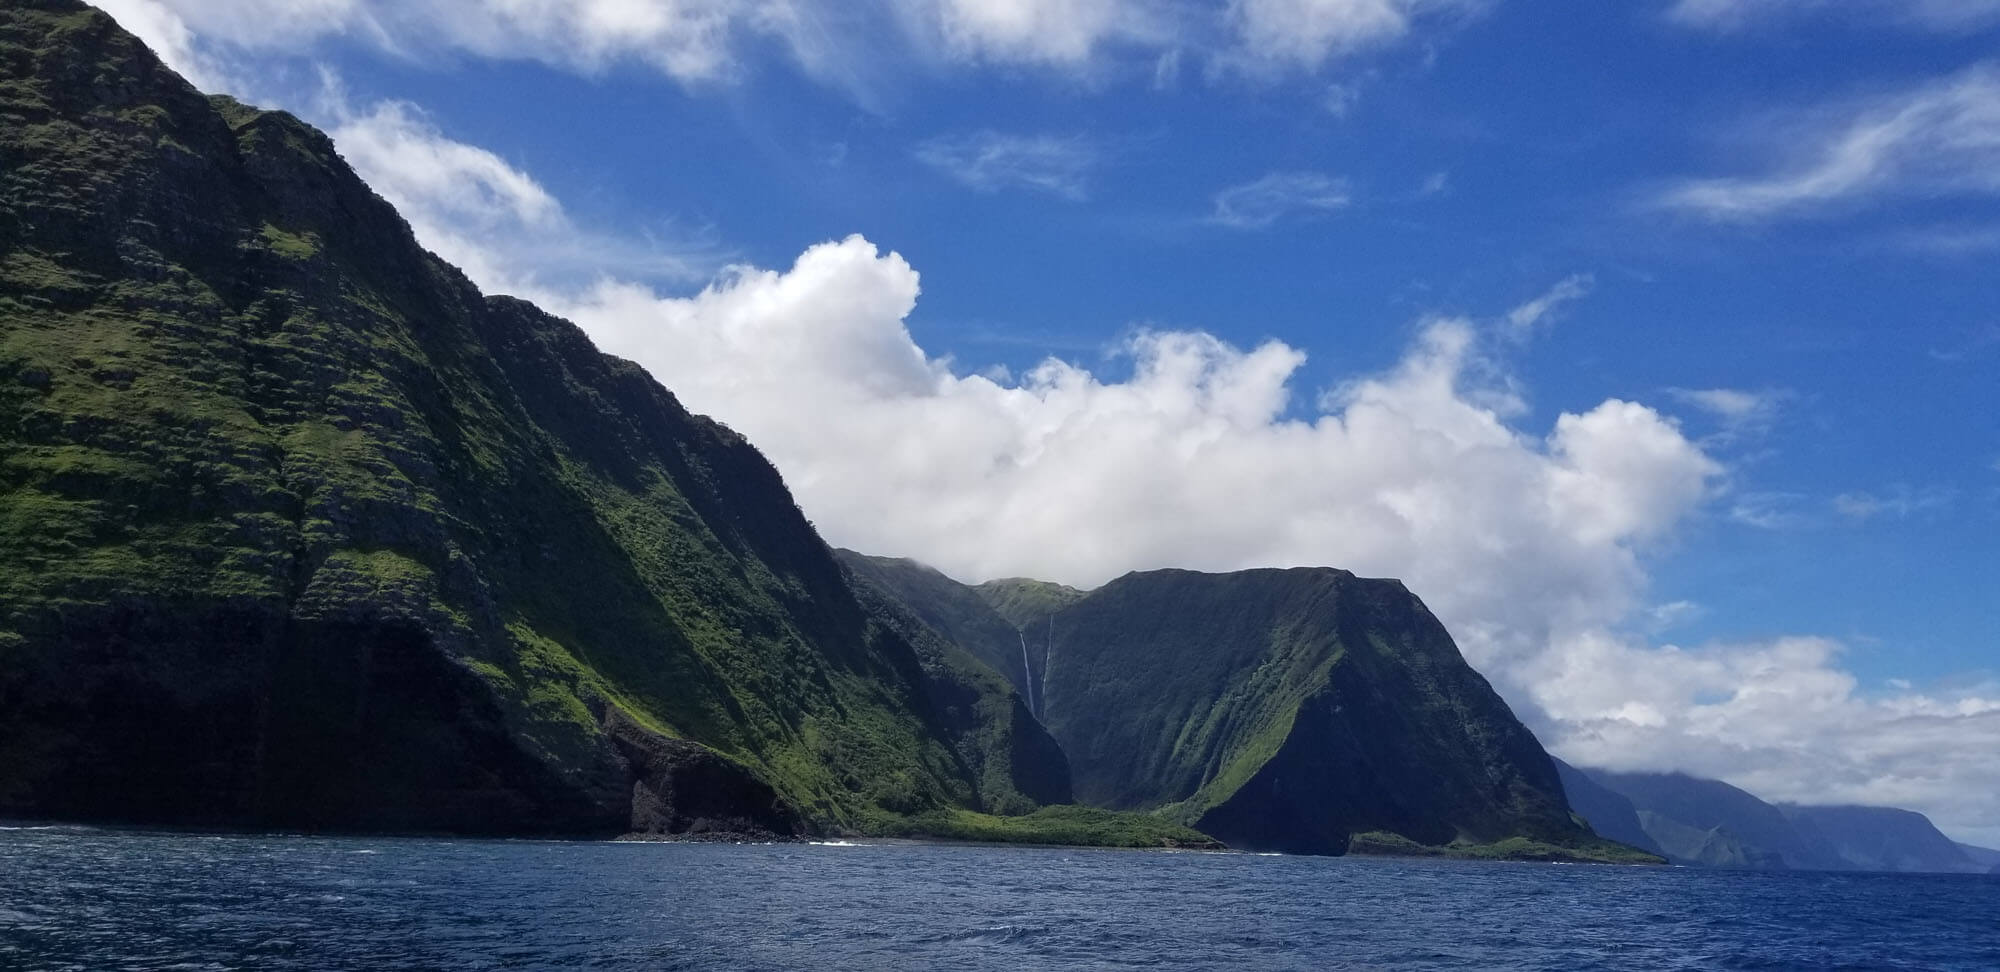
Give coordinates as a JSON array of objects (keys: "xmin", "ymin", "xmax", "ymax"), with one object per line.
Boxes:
[
  {"xmin": 1017, "ymin": 630, "xmax": 1037, "ymax": 716},
  {"xmin": 1040, "ymin": 613, "xmax": 1054, "ymax": 718}
]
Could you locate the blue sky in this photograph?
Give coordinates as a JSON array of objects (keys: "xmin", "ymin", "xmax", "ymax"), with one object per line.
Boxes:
[{"xmin": 102, "ymin": 0, "xmax": 1999, "ymax": 840}]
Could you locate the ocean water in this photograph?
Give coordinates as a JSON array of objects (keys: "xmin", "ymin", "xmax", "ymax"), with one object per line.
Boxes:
[{"xmin": 2, "ymin": 825, "xmax": 1997, "ymax": 970}]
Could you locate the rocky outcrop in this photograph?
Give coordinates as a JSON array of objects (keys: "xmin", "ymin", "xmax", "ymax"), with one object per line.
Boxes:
[{"xmin": 606, "ymin": 710, "xmax": 806, "ymax": 839}]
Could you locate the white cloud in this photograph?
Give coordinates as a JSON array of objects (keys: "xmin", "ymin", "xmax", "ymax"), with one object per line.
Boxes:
[
  {"xmin": 908, "ymin": 0, "xmax": 1171, "ymax": 65},
  {"xmin": 1209, "ymin": 171, "xmax": 1351, "ymax": 228},
  {"xmin": 1729, "ymin": 490, "xmax": 1811, "ymax": 530},
  {"xmin": 1666, "ymin": 0, "xmax": 2000, "ymax": 32},
  {"xmin": 1928, "ymin": 323, "xmax": 2000, "ymax": 362},
  {"xmin": 1666, "ymin": 386, "xmax": 1790, "ymax": 443},
  {"xmin": 1660, "ymin": 63, "xmax": 2000, "ymax": 221},
  {"xmin": 1225, "ymin": 0, "xmax": 1476, "ymax": 73},
  {"xmin": 1832, "ymin": 485, "xmax": 1956, "ymax": 522},
  {"xmin": 1669, "ymin": 387, "xmax": 1777, "ymax": 424},
  {"xmin": 325, "ymin": 96, "xmax": 719, "ymax": 289},
  {"xmin": 90, "ymin": 0, "xmax": 245, "ymax": 93},
  {"xmin": 913, "ymin": 131, "xmax": 1102, "ymax": 200},
  {"xmin": 1502, "ymin": 273, "xmax": 1591, "ymax": 341},
  {"xmin": 1545, "ymin": 634, "xmax": 2000, "ymax": 847},
  {"xmin": 541, "ymin": 245, "xmax": 1718, "ymax": 683},
  {"xmin": 97, "ymin": 0, "xmax": 1477, "ymax": 99}
]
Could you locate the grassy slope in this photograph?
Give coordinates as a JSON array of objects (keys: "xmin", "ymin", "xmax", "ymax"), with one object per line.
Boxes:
[
  {"xmin": 1345, "ymin": 832, "xmax": 1663, "ymax": 865},
  {"xmin": 973, "ymin": 577, "xmax": 1085, "ymax": 630},
  {"xmin": 0, "ymin": 0, "xmax": 1089, "ymax": 840},
  {"xmin": 837, "ymin": 552, "xmax": 1035, "ymax": 704}
]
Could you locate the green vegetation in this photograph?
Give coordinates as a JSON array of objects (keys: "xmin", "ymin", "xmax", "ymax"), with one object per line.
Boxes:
[
  {"xmin": 1346, "ymin": 832, "xmax": 1664, "ymax": 865},
  {"xmin": 858, "ymin": 805, "xmax": 1223, "ymax": 850},
  {"xmin": 0, "ymin": 0, "xmax": 1078, "ymax": 840},
  {"xmin": 973, "ymin": 576, "xmax": 1085, "ymax": 629},
  {"xmin": 858, "ymin": 562, "xmax": 1645, "ymax": 859}
]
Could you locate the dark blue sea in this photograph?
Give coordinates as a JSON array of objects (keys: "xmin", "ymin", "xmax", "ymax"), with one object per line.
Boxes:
[{"xmin": 3, "ymin": 825, "xmax": 1997, "ymax": 970}]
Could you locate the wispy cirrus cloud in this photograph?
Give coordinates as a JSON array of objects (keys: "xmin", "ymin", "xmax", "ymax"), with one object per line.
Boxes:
[
  {"xmin": 1208, "ymin": 170, "xmax": 1351, "ymax": 228},
  {"xmin": 1667, "ymin": 386, "xmax": 1792, "ymax": 444},
  {"xmin": 1928, "ymin": 323, "xmax": 2000, "ymax": 362},
  {"xmin": 1502, "ymin": 273, "xmax": 1592, "ymax": 341},
  {"xmin": 323, "ymin": 92, "xmax": 724, "ymax": 290},
  {"xmin": 1223, "ymin": 0, "xmax": 1485, "ymax": 74},
  {"xmin": 1665, "ymin": 0, "xmax": 2000, "ymax": 32},
  {"xmin": 1832, "ymin": 485, "xmax": 1957, "ymax": 522},
  {"xmin": 97, "ymin": 0, "xmax": 1478, "ymax": 104},
  {"xmin": 914, "ymin": 131, "xmax": 1103, "ymax": 200},
  {"xmin": 1730, "ymin": 491, "xmax": 1813, "ymax": 530},
  {"xmin": 1658, "ymin": 63, "xmax": 2000, "ymax": 221}
]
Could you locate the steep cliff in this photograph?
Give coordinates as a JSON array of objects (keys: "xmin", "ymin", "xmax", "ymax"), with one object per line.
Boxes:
[
  {"xmin": 847, "ymin": 555, "xmax": 1649, "ymax": 860},
  {"xmin": 1586, "ymin": 770, "xmax": 1847, "ymax": 870},
  {"xmin": 1780, "ymin": 805, "xmax": 1984, "ymax": 874},
  {"xmin": 1553, "ymin": 758, "xmax": 1665, "ymax": 858},
  {"xmin": 0, "ymin": 0, "xmax": 1068, "ymax": 838}
]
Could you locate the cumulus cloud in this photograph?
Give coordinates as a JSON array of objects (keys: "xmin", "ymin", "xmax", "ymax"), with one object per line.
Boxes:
[
  {"xmin": 913, "ymin": 131, "xmax": 1103, "ymax": 200},
  {"xmin": 527, "ymin": 236, "xmax": 2000, "ymax": 843},
  {"xmin": 1209, "ymin": 171, "xmax": 1352, "ymax": 228},
  {"xmin": 1660, "ymin": 63, "xmax": 2000, "ymax": 221},
  {"xmin": 1666, "ymin": 0, "xmax": 2000, "ymax": 32}
]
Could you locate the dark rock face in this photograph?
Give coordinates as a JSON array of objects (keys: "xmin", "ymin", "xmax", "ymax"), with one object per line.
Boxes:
[
  {"xmin": 606, "ymin": 711, "xmax": 805, "ymax": 839},
  {"xmin": 0, "ymin": 0, "xmax": 1059, "ymax": 837},
  {"xmin": 1047, "ymin": 569, "xmax": 1585, "ymax": 855}
]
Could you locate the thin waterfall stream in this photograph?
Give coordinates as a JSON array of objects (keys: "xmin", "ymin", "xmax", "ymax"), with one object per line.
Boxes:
[{"xmin": 1017, "ymin": 629, "xmax": 1037, "ymax": 716}]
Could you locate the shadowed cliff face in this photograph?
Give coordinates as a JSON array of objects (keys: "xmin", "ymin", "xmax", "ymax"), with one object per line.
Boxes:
[
  {"xmin": 841, "ymin": 554, "xmax": 1621, "ymax": 857},
  {"xmin": 0, "ymin": 0, "xmax": 1061, "ymax": 835},
  {"xmin": 1553, "ymin": 758, "xmax": 1666, "ymax": 858},
  {"xmin": 1041, "ymin": 568, "xmax": 1588, "ymax": 854}
]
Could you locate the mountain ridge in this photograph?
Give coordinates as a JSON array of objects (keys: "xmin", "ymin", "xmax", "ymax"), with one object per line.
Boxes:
[
  {"xmin": 836, "ymin": 552, "xmax": 1653, "ymax": 861},
  {"xmin": 1564, "ymin": 766, "xmax": 1987, "ymax": 873},
  {"xmin": 0, "ymin": 0, "xmax": 1099, "ymax": 842}
]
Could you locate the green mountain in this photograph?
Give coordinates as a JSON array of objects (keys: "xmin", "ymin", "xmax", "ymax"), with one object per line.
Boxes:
[
  {"xmin": 0, "ymin": 0, "xmax": 1122, "ymax": 842},
  {"xmin": 839, "ymin": 555, "xmax": 1040, "ymax": 713},
  {"xmin": 839, "ymin": 553, "xmax": 1652, "ymax": 861}
]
